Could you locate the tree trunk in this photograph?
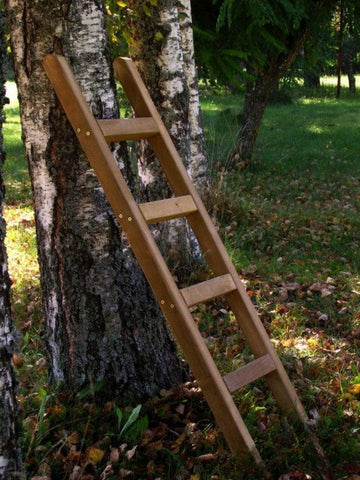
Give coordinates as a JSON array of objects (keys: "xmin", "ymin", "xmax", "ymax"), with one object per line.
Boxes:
[
  {"xmin": 345, "ymin": 61, "xmax": 356, "ymax": 93},
  {"xmin": 336, "ymin": 1, "xmax": 344, "ymax": 99},
  {"xmin": 304, "ymin": 71, "xmax": 320, "ymax": 88},
  {"xmin": 178, "ymin": 0, "xmax": 209, "ymax": 198},
  {"xmin": 5, "ymin": 0, "xmax": 186, "ymax": 403},
  {"xmin": 0, "ymin": 4, "xmax": 23, "ymax": 477},
  {"xmin": 343, "ymin": 38, "xmax": 356, "ymax": 93},
  {"xmin": 227, "ymin": 26, "xmax": 309, "ymax": 169},
  {"xmin": 228, "ymin": 76, "xmax": 276, "ymax": 169},
  {"xmin": 127, "ymin": 0, "xmax": 207, "ymax": 282}
]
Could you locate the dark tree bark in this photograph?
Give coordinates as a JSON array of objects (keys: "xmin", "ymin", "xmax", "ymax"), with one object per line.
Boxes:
[
  {"xmin": 227, "ymin": 27, "xmax": 309, "ymax": 169},
  {"xmin": 5, "ymin": 0, "xmax": 186, "ymax": 403},
  {"xmin": 336, "ymin": 2, "xmax": 344, "ymax": 98},
  {"xmin": 0, "ymin": 4, "xmax": 23, "ymax": 477},
  {"xmin": 304, "ymin": 71, "xmax": 321, "ymax": 88},
  {"xmin": 343, "ymin": 37, "xmax": 356, "ymax": 93}
]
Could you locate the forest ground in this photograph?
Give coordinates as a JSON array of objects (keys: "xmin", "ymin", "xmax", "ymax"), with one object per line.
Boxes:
[{"xmin": 2, "ymin": 76, "xmax": 360, "ymax": 480}]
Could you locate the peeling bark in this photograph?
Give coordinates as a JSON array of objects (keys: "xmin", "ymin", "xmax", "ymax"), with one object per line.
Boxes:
[
  {"xmin": 5, "ymin": 0, "xmax": 186, "ymax": 403},
  {"xmin": 0, "ymin": 4, "xmax": 23, "ymax": 477}
]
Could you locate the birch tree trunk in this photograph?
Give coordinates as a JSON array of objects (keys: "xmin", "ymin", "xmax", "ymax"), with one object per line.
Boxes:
[
  {"xmin": 0, "ymin": 4, "xmax": 23, "ymax": 477},
  {"xmin": 127, "ymin": 0, "xmax": 208, "ymax": 282},
  {"xmin": 5, "ymin": 0, "xmax": 186, "ymax": 403},
  {"xmin": 178, "ymin": 0, "xmax": 209, "ymax": 198}
]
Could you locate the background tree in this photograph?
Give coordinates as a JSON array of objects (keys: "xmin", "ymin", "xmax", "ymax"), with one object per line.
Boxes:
[
  {"xmin": 192, "ymin": 0, "xmax": 336, "ymax": 169},
  {"xmin": 5, "ymin": 0, "xmax": 186, "ymax": 403},
  {"xmin": 0, "ymin": 3, "xmax": 23, "ymax": 477},
  {"xmin": 333, "ymin": 1, "xmax": 360, "ymax": 95}
]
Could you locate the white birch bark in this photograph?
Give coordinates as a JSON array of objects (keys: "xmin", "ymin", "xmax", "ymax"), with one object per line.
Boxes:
[
  {"xmin": 5, "ymin": 0, "xmax": 186, "ymax": 401},
  {"xmin": 178, "ymin": 0, "xmax": 209, "ymax": 197},
  {"xmin": 128, "ymin": 0, "xmax": 207, "ymax": 280}
]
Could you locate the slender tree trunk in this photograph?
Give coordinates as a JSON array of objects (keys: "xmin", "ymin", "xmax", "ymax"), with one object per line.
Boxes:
[
  {"xmin": 336, "ymin": 1, "xmax": 344, "ymax": 99},
  {"xmin": 343, "ymin": 38, "xmax": 356, "ymax": 93},
  {"xmin": 304, "ymin": 71, "xmax": 320, "ymax": 88},
  {"xmin": 0, "ymin": 4, "xmax": 23, "ymax": 477},
  {"xmin": 127, "ymin": 0, "xmax": 207, "ymax": 282},
  {"xmin": 346, "ymin": 65, "xmax": 356, "ymax": 93},
  {"xmin": 5, "ymin": 0, "xmax": 186, "ymax": 403},
  {"xmin": 227, "ymin": 27, "xmax": 309, "ymax": 169}
]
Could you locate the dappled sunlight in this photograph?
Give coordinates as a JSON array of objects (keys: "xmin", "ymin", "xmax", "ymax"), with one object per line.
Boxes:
[
  {"xmin": 307, "ymin": 124, "xmax": 325, "ymax": 134},
  {"xmin": 321, "ymin": 74, "xmax": 360, "ymax": 88},
  {"xmin": 4, "ymin": 205, "xmax": 39, "ymax": 291}
]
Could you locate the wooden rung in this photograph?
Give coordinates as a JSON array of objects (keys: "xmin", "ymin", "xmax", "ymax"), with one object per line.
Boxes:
[
  {"xmin": 138, "ymin": 195, "xmax": 198, "ymax": 224},
  {"xmin": 97, "ymin": 117, "xmax": 159, "ymax": 141},
  {"xmin": 180, "ymin": 273, "xmax": 237, "ymax": 307},
  {"xmin": 223, "ymin": 354, "xmax": 276, "ymax": 393}
]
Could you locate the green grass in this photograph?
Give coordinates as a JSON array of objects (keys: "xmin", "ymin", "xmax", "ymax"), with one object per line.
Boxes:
[
  {"xmin": 2, "ymin": 78, "xmax": 360, "ymax": 479},
  {"xmin": 200, "ymin": 81, "xmax": 360, "ymax": 477},
  {"xmin": 3, "ymin": 82, "xmax": 32, "ymax": 205}
]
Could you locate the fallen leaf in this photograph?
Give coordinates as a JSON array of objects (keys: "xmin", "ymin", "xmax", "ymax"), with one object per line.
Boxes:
[
  {"xmin": 118, "ymin": 468, "xmax": 133, "ymax": 477},
  {"xmin": 348, "ymin": 384, "xmax": 360, "ymax": 396},
  {"xmin": 85, "ymin": 447, "xmax": 104, "ymax": 464},
  {"xmin": 13, "ymin": 354, "xmax": 24, "ymax": 368},
  {"xmin": 175, "ymin": 403, "xmax": 185, "ymax": 415},
  {"xmin": 109, "ymin": 447, "xmax": 119, "ymax": 464},
  {"xmin": 100, "ymin": 464, "xmax": 113, "ymax": 480},
  {"xmin": 125, "ymin": 445, "xmax": 137, "ymax": 461},
  {"xmin": 69, "ymin": 466, "xmax": 82, "ymax": 480}
]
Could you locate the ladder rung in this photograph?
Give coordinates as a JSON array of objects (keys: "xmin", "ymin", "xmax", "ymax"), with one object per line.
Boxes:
[
  {"xmin": 223, "ymin": 354, "xmax": 276, "ymax": 393},
  {"xmin": 138, "ymin": 195, "xmax": 198, "ymax": 224},
  {"xmin": 97, "ymin": 117, "xmax": 159, "ymax": 141},
  {"xmin": 180, "ymin": 273, "xmax": 237, "ymax": 307}
]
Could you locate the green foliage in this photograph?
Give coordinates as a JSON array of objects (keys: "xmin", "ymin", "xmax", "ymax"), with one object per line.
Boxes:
[
  {"xmin": 192, "ymin": 1, "xmax": 347, "ymax": 89},
  {"xmin": 193, "ymin": 0, "xmax": 313, "ymax": 88},
  {"xmin": 105, "ymin": 0, "xmax": 160, "ymax": 58},
  {"xmin": 113, "ymin": 403, "xmax": 148, "ymax": 444},
  {"xmin": 105, "ymin": 0, "xmax": 132, "ymax": 58}
]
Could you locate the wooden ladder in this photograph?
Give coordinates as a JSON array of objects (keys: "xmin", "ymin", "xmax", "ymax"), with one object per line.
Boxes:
[{"xmin": 43, "ymin": 54, "xmax": 308, "ymax": 466}]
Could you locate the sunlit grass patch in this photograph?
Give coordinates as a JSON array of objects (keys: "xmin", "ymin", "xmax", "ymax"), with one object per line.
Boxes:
[
  {"xmin": 4, "ymin": 206, "xmax": 38, "ymax": 287},
  {"xmin": 3, "ymin": 81, "xmax": 31, "ymax": 205}
]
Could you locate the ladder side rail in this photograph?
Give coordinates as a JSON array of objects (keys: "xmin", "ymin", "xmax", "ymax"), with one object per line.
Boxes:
[
  {"xmin": 114, "ymin": 57, "xmax": 308, "ymax": 422},
  {"xmin": 43, "ymin": 54, "xmax": 263, "ymax": 463}
]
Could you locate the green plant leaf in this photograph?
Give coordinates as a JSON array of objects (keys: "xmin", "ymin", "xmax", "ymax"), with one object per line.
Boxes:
[
  {"xmin": 114, "ymin": 403, "xmax": 123, "ymax": 432},
  {"xmin": 119, "ymin": 404, "xmax": 142, "ymax": 437}
]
